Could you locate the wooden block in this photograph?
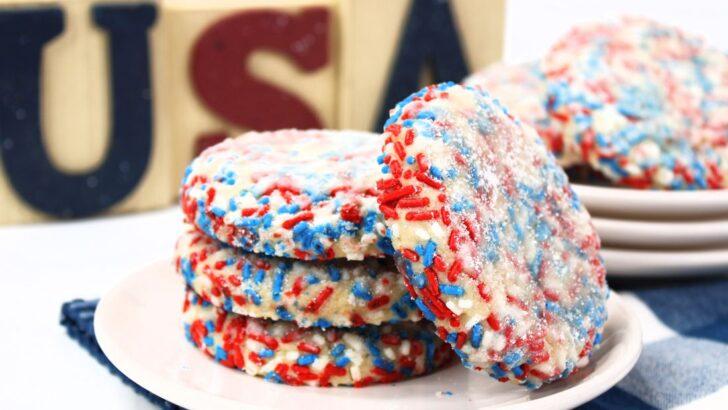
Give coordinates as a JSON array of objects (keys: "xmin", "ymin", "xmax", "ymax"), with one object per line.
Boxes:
[
  {"xmin": 338, "ymin": 0, "xmax": 505, "ymax": 132},
  {"xmin": 0, "ymin": 0, "xmax": 173, "ymax": 224},
  {"xmin": 163, "ymin": 0, "xmax": 338, "ymax": 186}
]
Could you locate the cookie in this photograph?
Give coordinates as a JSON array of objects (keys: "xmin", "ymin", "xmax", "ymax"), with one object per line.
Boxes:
[
  {"xmin": 176, "ymin": 226, "xmax": 421, "ymax": 328},
  {"xmin": 378, "ymin": 83, "xmax": 608, "ymax": 388},
  {"xmin": 543, "ymin": 17, "xmax": 728, "ymax": 189},
  {"xmin": 183, "ymin": 289, "xmax": 453, "ymax": 387},
  {"xmin": 463, "ymin": 62, "xmax": 580, "ymax": 167},
  {"xmin": 181, "ymin": 129, "xmax": 391, "ymax": 261}
]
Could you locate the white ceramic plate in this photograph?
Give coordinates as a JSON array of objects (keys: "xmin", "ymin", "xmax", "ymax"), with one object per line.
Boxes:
[
  {"xmin": 602, "ymin": 247, "xmax": 728, "ymax": 277},
  {"xmin": 592, "ymin": 217, "xmax": 728, "ymax": 249},
  {"xmin": 572, "ymin": 183, "xmax": 728, "ymax": 220},
  {"xmin": 96, "ymin": 261, "xmax": 641, "ymax": 410}
]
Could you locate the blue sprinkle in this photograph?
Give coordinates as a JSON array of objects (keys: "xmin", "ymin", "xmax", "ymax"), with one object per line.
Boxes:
[
  {"xmin": 373, "ymin": 358, "xmax": 394, "ymax": 373},
  {"xmin": 276, "ymin": 306, "xmax": 293, "ymax": 321},
  {"xmin": 422, "ymin": 240, "xmax": 437, "ymax": 267},
  {"xmin": 258, "ymin": 348, "xmax": 274, "ymax": 359},
  {"xmin": 297, "ymin": 354, "xmax": 317, "ymax": 366},
  {"xmin": 245, "ymin": 289, "xmax": 262, "ymax": 305},
  {"xmin": 406, "ymin": 156, "xmax": 415, "ymax": 164},
  {"xmin": 439, "ymin": 284, "xmax": 465, "ymax": 296},
  {"xmin": 272, "ymin": 269, "xmax": 284, "ymax": 301},
  {"xmin": 262, "ymin": 214, "xmax": 273, "ymax": 229},
  {"xmin": 352, "ymin": 282, "xmax": 373, "ymax": 301},
  {"xmin": 429, "ymin": 165, "xmax": 444, "ymax": 180},
  {"xmin": 330, "ymin": 344, "xmax": 346, "ymax": 357},
  {"xmin": 254, "ymin": 269, "xmax": 265, "ymax": 284},
  {"xmin": 203, "ymin": 336, "xmax": 214, "ymax": 347},
  {"xmin": 335, "ymin": 357, "xmax": 351, "ymax": 367},
  {"xmin": 215, "ymin": 346, "xmax": 228, "ymax": 361},
  {"xmin": 381, "ymin": 165, "xmax": 390, "ymax": 174},
  {"xmin": 327, "ymin": 265, "xmax": 341, "ymax": 282},
  {"xmin": 503, "ymin": 351, "xmax": 522, "ymax": 366},
  {"xmin": 470, "ymin": 323, "xmax": 484, "ymax": 348},
  {"xmin": 313, "ymin": 318, "xmax": 332, "ymax": 328},
  {"xmin": 414, "ymin": 298, "xmax": 436, "ymax": 321},
  {"xmin": 264, "ymin": 371, "xmax": 282, "ymax": 384}
]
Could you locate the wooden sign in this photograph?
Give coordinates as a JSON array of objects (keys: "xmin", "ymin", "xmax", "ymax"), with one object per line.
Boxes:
[{"xmin": 0, "ymin": 0, "xmax": 504, "ymax": 224}]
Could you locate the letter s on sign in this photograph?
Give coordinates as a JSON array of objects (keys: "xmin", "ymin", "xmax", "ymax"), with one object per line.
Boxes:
[{"xmin": 190, "ymin": 8, "xmax": 329, "ymax": 131}]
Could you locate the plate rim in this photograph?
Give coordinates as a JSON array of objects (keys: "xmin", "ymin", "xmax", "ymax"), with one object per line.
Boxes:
[
  {"xmin": 572, "ymin": 183, "xmax": 728, "ymax": 219},
  {"xmin": 592, "ymin": 216, "xmax": 728, "ymax": 249},
  {"xmin": 601, "ymin": 247, "xmax": 728, "ymax": 277},
  {"xmin": 96, "ymin": 260, "xmax": 642, "ymax": 410}
]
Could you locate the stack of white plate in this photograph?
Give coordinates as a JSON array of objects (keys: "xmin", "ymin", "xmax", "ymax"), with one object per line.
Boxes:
[{"xmin": 573, "ymin": 184, "xmax": 728, "ymax": 277}]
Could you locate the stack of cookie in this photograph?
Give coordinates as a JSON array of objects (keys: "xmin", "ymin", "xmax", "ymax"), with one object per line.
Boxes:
[
  {"xmin": 465, "ymin": 17, "xmax": 728, "ymax": 191},
  {"xmin": 174, "ymin": 130, "xmax": 453, "ymax": 387}
]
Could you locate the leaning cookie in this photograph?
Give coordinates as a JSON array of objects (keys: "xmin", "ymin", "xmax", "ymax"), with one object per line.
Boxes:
[
  {"xmin": 181, "ymin": 130, "xmax": 391, "ymax": 261},
  {"xmin": 183, "ymin": 289, "xmax": 453, "ymax": 387},
  {"xmin": 543, "ymin": 17, "xmax": 728, "ymax": 189},
  {"xmin": 176, "ymin": 226, "xmax": 421, "ymax": 328},
  {"xmin": 463, "ymin": 62, "xmax": 580, "ymax": 167},
  {"xmin": 379, "ymin": 83, "xmax": 608, "ymax": 388}
]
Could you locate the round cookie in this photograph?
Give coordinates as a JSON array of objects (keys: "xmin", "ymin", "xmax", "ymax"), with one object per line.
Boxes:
[
  {"xmin": 183, "ymin": 289, "xmax": 453, "ymax": 387},
  {"xmin": 181, "ymin": 129, "xmax": 391, "ymax": 261},
  {"xmin": 378, "ymin": 83, "xmax": 608, "ymax": 388},
  {"xmin": 543, "ymin": 17, "xmax": 728, "ymax": 189},
  {"xmin": 176, "ymin": 226, "xmax": 421, "ymax": 328},
  {"xmin": 463, "ymin": 62, "xmax": 580, "ymax": 167}
]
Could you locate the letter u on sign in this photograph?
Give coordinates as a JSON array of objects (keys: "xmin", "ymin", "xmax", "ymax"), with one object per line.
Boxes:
[{"xmin": 0, "ymin": 4, "xmax": 156, "ymax": 218}]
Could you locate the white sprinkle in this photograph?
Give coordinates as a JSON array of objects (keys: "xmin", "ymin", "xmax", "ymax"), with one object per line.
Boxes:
[
  {"xmin": 312, "ymin": 334, "xmax": 326, "ymax": 346},
  {"xmin": 458, "ymin": 299, "xmax": 473, "ymax": 309},
  {"xmin": 399, "ymin": 340, "xmax": 411, "ymax": 356}
]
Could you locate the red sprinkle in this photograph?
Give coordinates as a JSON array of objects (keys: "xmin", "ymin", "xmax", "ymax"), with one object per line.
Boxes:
[
  {"xmin": 448, "ymin": 229, "xmax": 461, "ymax": 251},
  {"xmin": 404, "ymin": 129, "xmax": 415, "ymax": 145},
  {"xmin": 367, "ymin": 295, "xmax": 390, "ymax": 310},
  {"xmin": 447, "ymin": 260, "xmax": 462, "ymax": 282},
  {"xmin": 305, "ymin": 286, "xmax": 334, "ymax": 313},
  {"xmin": 340, "ymin": 203, "xmax": 362, "ymax": 224},
  {"xmin": 282, "ymin": 211, "xmax": 314, "ymax": 229},
  {"xmin": 397, "ymin": 197, "xmax": 430, "ymax": 208},
  {"xmin": 297, "ymin": 342, "xmax": 321, "ymax": 354},
  {"xmin": 393, "ymin": 141, "xmax": 406, "ymax": 160},
  {"xmin": 390, "ymin": 160, "xmax": 403, "ymax": 178},
  {"xmin": 378, "ymin": 185, "xmax": 417, "ymax": 204},
  {"xmin": 405, "ymin": 210, "xmax": 440, "ymax": 221},
  {"xmin": 424, "ymin": 268, "xmax": 440, "ymax": 297},
  {"xmin": 415, "ymin": 171, "xmax": 442, "ymax": 189},
  {"xmin": 377, "ymin": 178, "xmax": 401, "ymax": 191},
  {"xmin": 401, "ymin": 248, "xmax": 420, "ymax": 262},
  {"xmin": 441, "ymin": 207, "xmax": 451, "ymax": 225},
  {"xmin": 486, "ymin": 313, "xmax": 501, "ymax": 331},
  {"xmin": 416, "ymin": 153, "xmax": 429, "ymax": 172},
  {"xmin": 379, "ymin": 204, "xmax": 398, "ymax": 220}
]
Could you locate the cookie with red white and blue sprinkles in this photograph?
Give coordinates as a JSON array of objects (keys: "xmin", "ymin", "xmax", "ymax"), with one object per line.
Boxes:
[
  {"xmin": 181, "ymin": 130, "xmax": 391, "ymax": 261},
  {"xmin": 176, "ymin": 226, "xmax": 421, "ymax": 328},
  {"xmin": 463, "ymin": 62, "xmax": 581, "ymax": 167},
  {"xmin": 183, "ymin": 289, "xmax": 453, "ymax": 387},
  {"xmin": 378, "ymin": 83, "xmax": 608, "ymax": 388},
  {"xmin": 542, "ymin": 17, "xmax": 728, "ymax": 189}
]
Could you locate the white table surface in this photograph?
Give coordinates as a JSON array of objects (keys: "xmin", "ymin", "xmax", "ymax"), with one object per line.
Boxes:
[{"xmin": 0, "ymin": 208, "xmax": 182, "ymax": 409}]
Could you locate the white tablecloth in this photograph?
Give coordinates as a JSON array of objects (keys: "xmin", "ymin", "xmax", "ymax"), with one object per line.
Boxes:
[{"xmin": 0, "ymin": 208, "xmax": 182, "ymax": 409}]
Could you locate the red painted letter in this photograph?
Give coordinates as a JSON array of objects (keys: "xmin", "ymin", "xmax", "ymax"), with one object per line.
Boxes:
[{"xmin": 191, "ymin": 8, "xmax": 329, "ymax": 131}]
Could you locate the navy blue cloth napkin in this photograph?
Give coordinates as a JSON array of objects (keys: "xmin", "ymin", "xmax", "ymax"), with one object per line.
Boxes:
[
  {"xmin": 61, "ymin": 277, "xmax": 727, "ymax": 409},
  {"xmin": 60, "ymin": 299, "xmax": 181, "ymax": 409}
]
